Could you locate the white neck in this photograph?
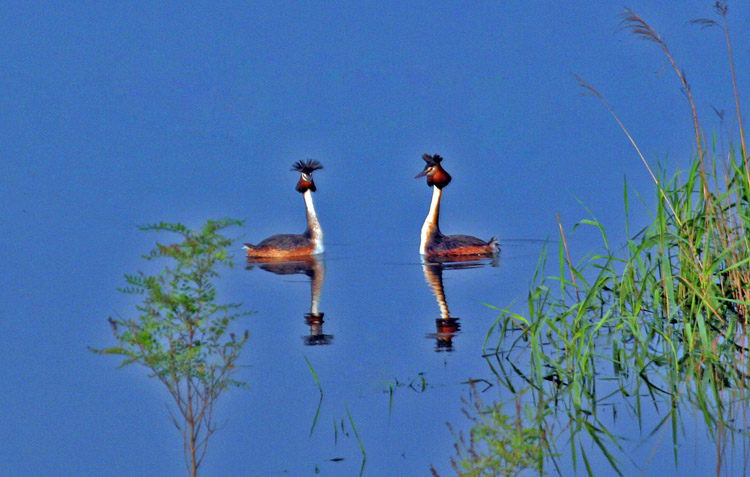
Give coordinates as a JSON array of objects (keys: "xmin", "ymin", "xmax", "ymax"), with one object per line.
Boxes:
[
  {"xmin": 310, "ymin": 258, "xmax": 325, "ymax": 315},
  {"xmin": 422, "ymin": 262, "xmax": 450, "ymax": 319},
  {"xmin": 304, "ymin": 190, "xmax": 324, "ymax": 254},
  {"xmin": 420, "ymin": 186, "xmax": 442, "ymax": 255}
]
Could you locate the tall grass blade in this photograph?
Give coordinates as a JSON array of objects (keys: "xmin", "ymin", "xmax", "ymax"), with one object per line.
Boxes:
[
  {"xmin": 304, "ymin": 356, "xmax": 324, "ymax": 436},
  {"xmin": 346, "ymin": 407, "xmax": 367, "ymax": 476}
]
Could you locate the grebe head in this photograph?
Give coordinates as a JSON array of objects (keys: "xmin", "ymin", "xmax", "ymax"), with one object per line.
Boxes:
[
  {"xmin": 415, "ymin": 153, "xmax": 452, "ymax": 189},
  {"xmin": 292, "ymin": 159, "xmax": 323, "ymax": 193}
]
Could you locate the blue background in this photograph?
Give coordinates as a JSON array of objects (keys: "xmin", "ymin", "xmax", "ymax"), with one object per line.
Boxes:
[{"xmin": 2, "ymin": 1, "xmax": 748, "ymax": 475}]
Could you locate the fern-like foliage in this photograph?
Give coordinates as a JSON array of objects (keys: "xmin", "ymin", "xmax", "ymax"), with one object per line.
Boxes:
[{"xmin": 92, "ymin": 218, "xmax": 248, "ymax": 476}]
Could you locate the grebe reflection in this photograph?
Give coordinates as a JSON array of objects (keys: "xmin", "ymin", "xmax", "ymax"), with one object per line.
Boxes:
[
  {"xmin": 422, "ymin": 256, "xmax": 496, "ymax": 352},
  {"xmin": 246, "ymin": 256, "xmax": 332, "ymax": 346}
]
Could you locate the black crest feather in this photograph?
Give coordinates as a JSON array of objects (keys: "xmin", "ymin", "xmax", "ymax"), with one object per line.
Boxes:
[
  {"xmin": 291, "ymin": 159, "xmax": 323, "ymax": 174},
  {"xmin": 422, "ymin": 154, "xmax": 443, "ymax": 166}
]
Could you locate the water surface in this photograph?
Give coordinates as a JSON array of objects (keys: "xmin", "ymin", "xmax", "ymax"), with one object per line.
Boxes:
[{"xmin": 4, "ymin": 1, "xmax": 750, "ymax": 475}]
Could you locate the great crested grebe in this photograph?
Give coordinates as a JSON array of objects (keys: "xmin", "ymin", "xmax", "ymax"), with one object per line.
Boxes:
[
  {"xmin": 416, "ymin": 154, "xmax": 499, "ymax": 258},
  {"xmin": 244, "ymin": 159, "xmax": 324, "ymax": 259}
]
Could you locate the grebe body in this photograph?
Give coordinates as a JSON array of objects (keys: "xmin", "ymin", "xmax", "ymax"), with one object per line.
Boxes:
[
  {"xmin": 416, "ymin": 154, "xmax": 498, "ymax": 258},
  {"xmin": 244, "ymin": 159, "xmax": 324, "ymax": 259}
]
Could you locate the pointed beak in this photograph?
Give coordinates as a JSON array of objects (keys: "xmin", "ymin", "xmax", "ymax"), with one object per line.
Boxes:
[{"xmin": 415, "ymin": 170, "xmax": 427, "ymax": 178}]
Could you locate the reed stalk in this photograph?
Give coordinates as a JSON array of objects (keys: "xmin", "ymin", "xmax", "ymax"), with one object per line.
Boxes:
[{"xmin": 472, "ymin": 5, "xmax": 750, "ymax": 475}]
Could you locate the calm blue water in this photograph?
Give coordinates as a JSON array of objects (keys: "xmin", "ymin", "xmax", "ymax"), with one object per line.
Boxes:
[
  {"xmin": 227, "ymin": 245, "xmax": 531, "ymax": 476},
  {"xmin": 3, "ymin": 1, "xmax": 749, "ymax": 475},
  {"xmin": 0, "ymin": 223, "xmax": 728, "ymax": 475}
]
